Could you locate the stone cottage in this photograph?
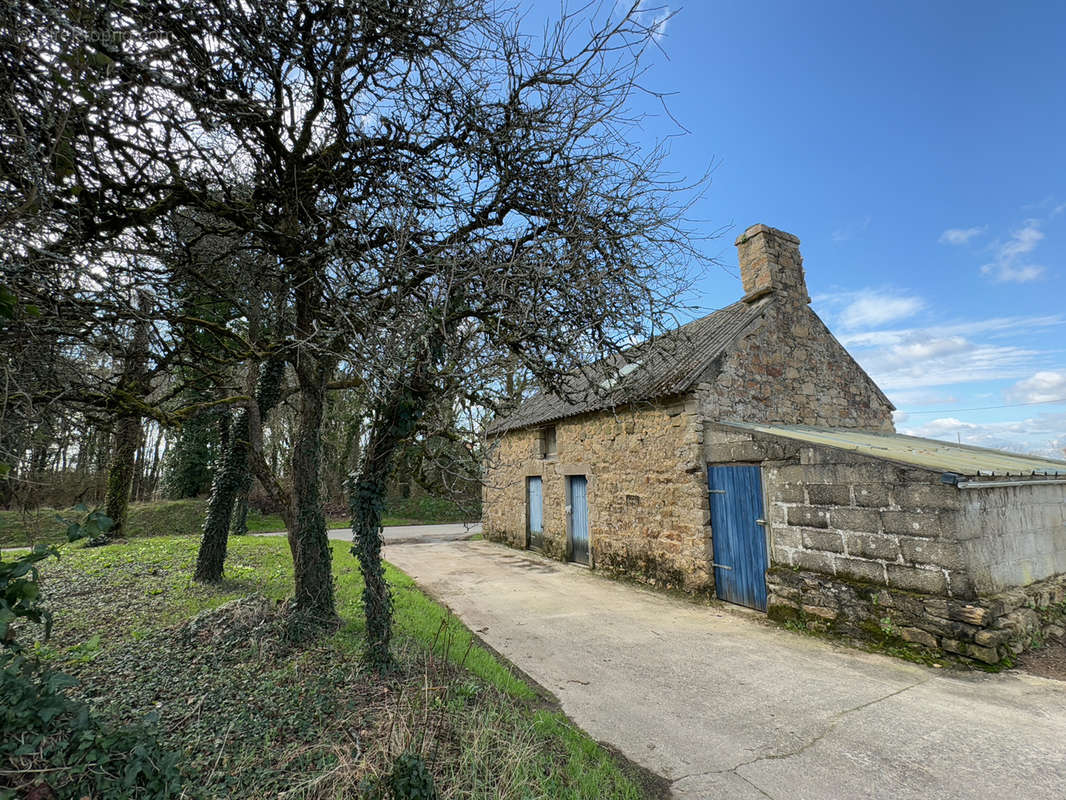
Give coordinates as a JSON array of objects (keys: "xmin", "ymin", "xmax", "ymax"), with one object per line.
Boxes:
[{"xmin": 483, "ymin": 223, "xmax": 1066, "ymax": 663}]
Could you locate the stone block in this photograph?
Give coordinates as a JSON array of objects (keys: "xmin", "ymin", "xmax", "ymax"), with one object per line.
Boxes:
[
  {"xmin": 792, "ymin": 549, "xmax": 835, "ymax": 575},
  {"xmin": 974, "ymin": 629, "xmax": 1011, "ymax": 648},
  {"xmin": 771, "ymin": 483, "xmax": 805, "ymax": 503},
  {"xmin": 807, "ymin": 484, "xmax": 852, "ymax": 506},
  {"xmin": 844, "ymin": 532, "xmax": 899, "ymax": 561},
  {"xmin": 802, "ymin": 604, "xmax": 838, "ymax": 620},
  {"xmin": 900, "ymin": 627, "xmax": 938, "ymax": 649},
  {"xmin": 774, "ymin": 464, "xmax": 806, "ymax": 483},
  {"xmin": 771, "ymin": 527, "xmax": 802, "ymax": 550},
  {"xmin": 899, "ymin": 538, "xmax": 964, "ymax": 570},
  {"xmin": 923, "ymin": 596, "xmax": 948, "ymax": 617},
  {"xmin": 886, "ymin": 564, "xmax": 948, "ymax": 595},
  {"xmin": 947, "ymin": 603, "xmax": 988, "ymax": 626},
  {"xmin": 896, "ymin": 483, "xmax": 960, "ymax": 511},
  {"xmin": 801, "ymin": 528, "xmax": 845, "ymax": 553},
  {"xmin": 946, "ymin": 571, "xmax": 976, "ymax": 601},
  {"xmin": 834, "ymin": 556, "xmax": 886, "ymax": 585},
  {"xmin": 881, "ymin": 511, "xmax": 941, "ymax": 538},
  {"xmin": 968, "ymin": 644, "xmax": 1001, "ymax": 665},
  {"xmin": 831, "ymin": 507, "xmax": 882, "ymax": 533},
  {"xmin": 787, "ymin": 506, "xmax": 829, "ymax": 529},
  {"xmin": 771, "ymin": 545, "xmax": 794, "ymax": 565},
  {"xmin": 853, "ymin": 484, "xmax": 890, "ymax": 508}
]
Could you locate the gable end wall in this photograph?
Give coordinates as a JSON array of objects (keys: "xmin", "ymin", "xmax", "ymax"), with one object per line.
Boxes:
[{"xmin": 696, "ymin": 300, "xmax": 894, "ymax": 430}]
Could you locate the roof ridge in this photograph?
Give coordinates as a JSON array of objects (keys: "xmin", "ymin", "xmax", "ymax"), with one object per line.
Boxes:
[{"xmin": 488, "ymin": 299, "xmax": 766, "ymax": 434}]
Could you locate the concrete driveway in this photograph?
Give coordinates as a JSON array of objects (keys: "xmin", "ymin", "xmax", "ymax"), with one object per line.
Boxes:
[
  {"xmin": 384, "ymin": 540, "xmax": 1066, "ymax": 800},
  {"xmin": 256, "ymin": 521, "xmax": 480, "ymax": 545}
]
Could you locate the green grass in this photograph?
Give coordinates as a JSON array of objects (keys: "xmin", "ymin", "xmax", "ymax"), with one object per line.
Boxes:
[
  {"xmin": 16, "ymin": 536, "xmax": 643, "ymax": 799},
  {"xmin": 383, "ymin": 495, "xmax": 481, "ymax": 525},
  {"xmin": 1, "ymin": 496, "xmax": 480, "ymax": 547},
  {"xmin": 0, "ymin": 499, "xmax": 212, "ymax": 547},
  {"xmin": 242, "ymin": 509, "xmax": 350, "ymax": 533}
]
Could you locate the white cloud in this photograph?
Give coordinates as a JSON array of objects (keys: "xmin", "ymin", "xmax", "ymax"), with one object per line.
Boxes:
[
  {"xmin": 900, "ymin": 412, "xmax": 1066, "ymax": 461},
  {"xmin": 832, "ymin": 314, "xmax": 1066, "ymax": 393},
  {"xmin": 1006, "ymin": 370, "xmax": 1066, "ymax": 404},
  {"xmin": 980, "ymin": 219, "xmax": 1047, "ymax": 283},
  {"xmin": 815, "ymin": 289, "xmax": 925, "ymax": 330},
  {"xmin": 650, "ymin": 6, "xmax": 671, "ymax": 40},
  {"xmin": 623, "ymin": 1, "xmax": 670, "ymax": 40},
  {"xmin": 887, "ymin": 389, "xmax": 960, "ymax": 408},
  {"xmin": 939, "ymin": 226, "xmax": 985, "ymax": 245},
  {"xmin": 836, "ymin": 314, "xmax": 1066, "ymax": 349},
  {"xmin": 862, "ymin": 340, "xmax": 1041, "ymax": 391},
  {"xmin": 840, "ymin": 293, "xmax": 925, "ymax": 329}
]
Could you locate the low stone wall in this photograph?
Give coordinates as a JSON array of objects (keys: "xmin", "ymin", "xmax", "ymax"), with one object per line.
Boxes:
[
  {"xmin": 712, "ymin": 425, "xmax": 1066, "ymax": 664},
  {"xmin": 768, "ymin": 567, "xmax": 1066, "ymax": 665}
]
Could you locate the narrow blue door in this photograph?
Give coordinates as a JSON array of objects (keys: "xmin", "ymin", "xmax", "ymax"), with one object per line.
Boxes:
[
  {"xmin": 708, "ymin": 465, "xmax": 768, "ymax": 611},
  {"xmin": 567, "ymin": 476, "xmax": 590, "ymax": 565},
  {"xmin": 527, "ymin": 477, "xmax": 544, "ymax": 550}
]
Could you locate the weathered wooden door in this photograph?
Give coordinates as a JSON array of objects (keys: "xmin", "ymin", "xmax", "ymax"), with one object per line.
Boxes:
[
  {"xmin": 527, "ymin": 476, "xmax": 543, "ymax": 550},
  {"xmin": 708, "ymin": 465, "xmax": 768, "ymax": 611},
  {"xmin": 567, "ymin": 475, "xmax": 590, "ymax": 565}
]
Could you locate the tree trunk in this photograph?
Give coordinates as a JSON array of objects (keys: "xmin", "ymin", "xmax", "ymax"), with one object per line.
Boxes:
[
  {"xmin": 289, "ymin": 359, "xmax": 336, "ymax": 621},
  {"xmin": 350, "ymin": 378, "xmax": 433, "ymax": 667},
  {"xmin": 195, "ymin": 356, "xmax": 285, "ymax": 582},
  {"xmin": 103, "ymin": 416, "xmax": 140, "ymax": 537},
  {"xmin": 194, "ymin": 408, "xmax": 249, "ymax": 581},
  {"xmin": 100, "ymin": 295, "xmax": 151, "ymax": 542}
]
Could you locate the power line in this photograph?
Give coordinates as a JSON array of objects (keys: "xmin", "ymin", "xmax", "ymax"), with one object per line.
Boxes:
[{"xmin": 898, "ymin": 397, "xmax": 1066, "ymax": 416}]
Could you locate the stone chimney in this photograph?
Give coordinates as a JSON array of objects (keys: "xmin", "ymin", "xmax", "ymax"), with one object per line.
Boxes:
[{"xmin": 735, "ymin": 224, "xmax": 811, "ymax": 305}]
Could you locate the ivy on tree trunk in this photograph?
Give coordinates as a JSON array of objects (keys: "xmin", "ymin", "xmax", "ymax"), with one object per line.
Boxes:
[
  {"xmin": 103, "ymin": 415, "xmax": 140, "ymax": 540},
  {"xmin": 350, "ymin": 373, "xmax": 433, "ymax": 668},
  {"xmin": 289, "ymin": 358, "xmax": 337, "ymax": 621},
  {"xmin": 100, "ymin": 295, "xmax": 152, "ymax": 544},
  {"xmin": 194, "ymin": 356, "xmax": 285, "ymax": 582}
]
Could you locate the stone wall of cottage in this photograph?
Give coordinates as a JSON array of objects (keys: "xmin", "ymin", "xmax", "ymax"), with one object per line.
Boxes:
[
  {"xmin": 695, "ymin": 299, "xmax": 896, "ymax": 430},
  {"xmin": 707, "ymin": 426, "xmax": 1066, "ymax": 664},
  {"xmin": 483, "ymin": 400, "xmax": 712, "ymax": 593},
  {"xmin": 694, "ymin": 225, "xmax": 895, "ymax": 432}
]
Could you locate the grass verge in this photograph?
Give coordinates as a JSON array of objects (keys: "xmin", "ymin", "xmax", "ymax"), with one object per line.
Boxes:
[
  {"xmin": 11, "ymin": 536, "xmax": 645, "ymax": 799},
  {"xmin": 2, "ymin": 498, "xmax": 478, "ymax": 546}
]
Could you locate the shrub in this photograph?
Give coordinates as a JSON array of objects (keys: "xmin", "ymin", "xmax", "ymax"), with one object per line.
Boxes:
[
  {"xmin": 0, "ymin": 507, "xmax": 182, "ymax": 798},
  {"xmin": 1, "ymin": 652, "xmax": 182, "ymax": 799}
]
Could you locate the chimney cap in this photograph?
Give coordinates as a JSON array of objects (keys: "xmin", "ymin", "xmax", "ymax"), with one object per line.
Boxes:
[{"xmin": 734, "ymin": 223, "xmax": 800, "ymax": 247}]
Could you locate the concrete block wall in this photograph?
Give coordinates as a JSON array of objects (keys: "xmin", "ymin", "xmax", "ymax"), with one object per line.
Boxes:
[
  {"xmin": 959, "ymin": 483, "xmax": 1066, "ymax": 593},
  {"xmin": 483, "ymin": 401, "xmax": 713, "ymax": 593}
]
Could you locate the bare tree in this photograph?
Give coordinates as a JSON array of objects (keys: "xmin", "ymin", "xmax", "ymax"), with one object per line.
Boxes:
[{"xmin": 3, "ymin": 1, "xmax": 709, "ymax": 629}]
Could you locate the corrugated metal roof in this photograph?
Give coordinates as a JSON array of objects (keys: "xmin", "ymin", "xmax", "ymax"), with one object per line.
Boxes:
[
  {"xmin": 488, "ymin": 300, "xmax": 767, "ymax": 434},
  {"xmin": 720, "ymin": 421, "xmax": 1066, "ymax": 477}
]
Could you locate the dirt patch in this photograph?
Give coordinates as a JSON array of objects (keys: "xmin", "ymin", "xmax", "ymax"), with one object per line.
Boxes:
[{"xmin": 1017, "ymin": 641, "xmax": 1066, "ymax": 682}]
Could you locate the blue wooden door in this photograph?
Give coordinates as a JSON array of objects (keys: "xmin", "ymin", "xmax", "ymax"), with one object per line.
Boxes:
[
  {"xmin": 527, "ymin": 477, "xmax": 544, "ymax": 550},
  {"xmin": 708, "ymin": 465, "xmax": 768, "ymax": 611},
  {"xmin": 567, "ymin": 476, "xmax": 590, "ymax": 565}
]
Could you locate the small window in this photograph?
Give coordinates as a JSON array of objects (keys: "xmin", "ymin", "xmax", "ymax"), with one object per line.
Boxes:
[{"xmin": 540, "ymin": 425, "xmax": 558, "ymax": 458}]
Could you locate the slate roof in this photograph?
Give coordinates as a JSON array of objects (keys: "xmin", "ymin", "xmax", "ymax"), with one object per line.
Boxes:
[
  {"xmin": 487, "ymin": 299, "xmax": 766, "ymax": 434},
  {"xmin": 720, "ymin": 422, "xmax": 1066, "ymax": 478}
]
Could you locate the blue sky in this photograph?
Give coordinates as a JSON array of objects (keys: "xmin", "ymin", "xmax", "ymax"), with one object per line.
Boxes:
[{"xmin": 528, "ymin": 1, "xmax": 1066, "ymax": 458}]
